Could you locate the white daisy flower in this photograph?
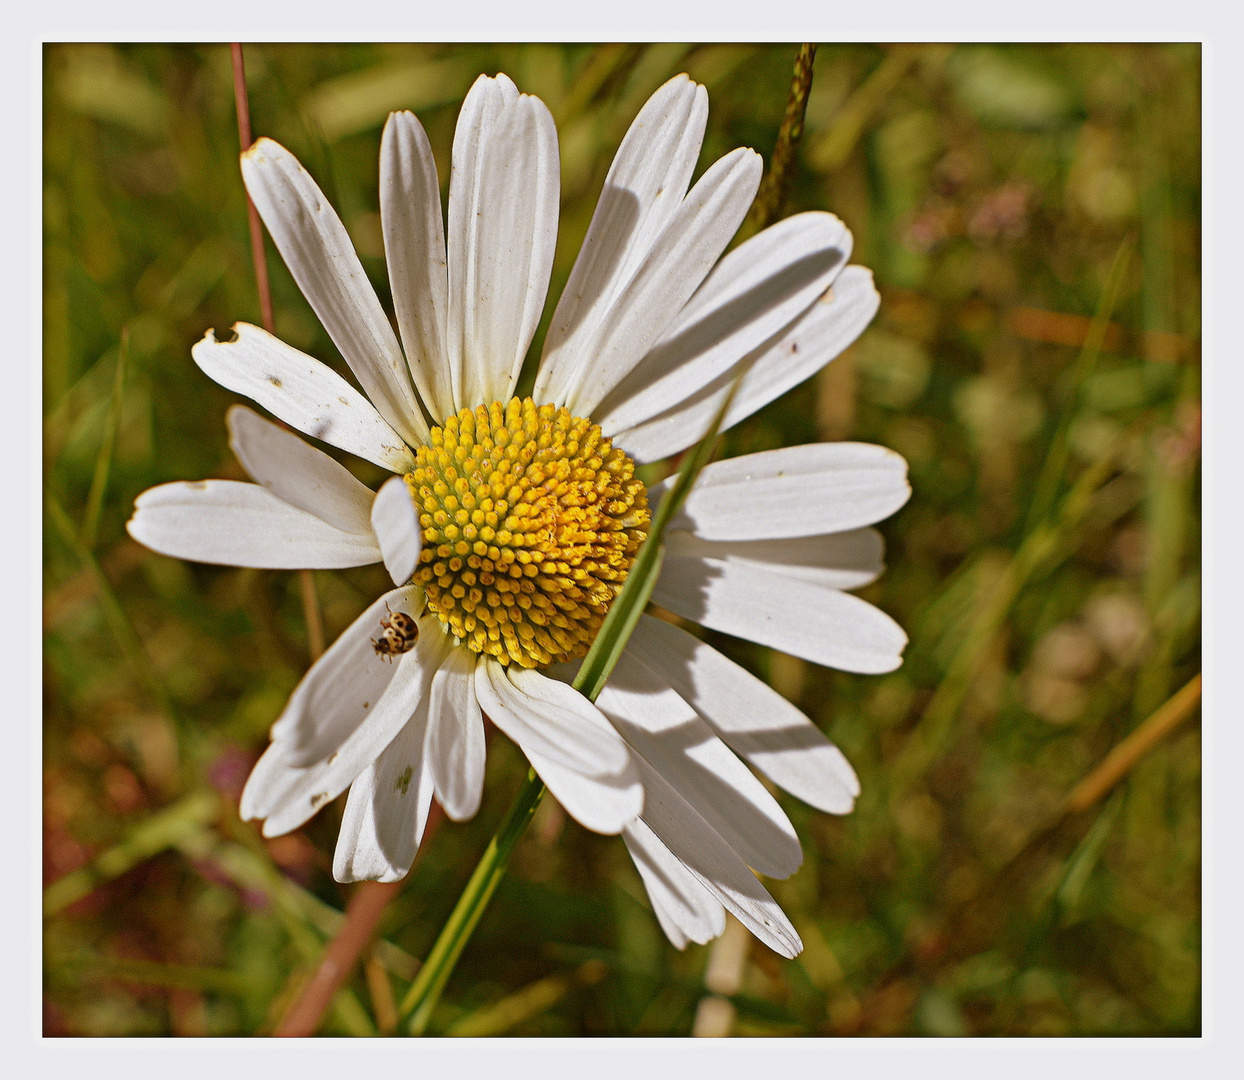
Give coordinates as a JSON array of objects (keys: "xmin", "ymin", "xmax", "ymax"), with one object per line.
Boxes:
[{"xmin": 127, "ymin": 72, "xmax": 909, "ymax": 958}]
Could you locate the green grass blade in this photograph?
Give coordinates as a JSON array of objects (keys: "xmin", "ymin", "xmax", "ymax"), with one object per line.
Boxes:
[
  {"xmin": 43, "ymin": 789, "xmax": 220, "ymax": 917},
  {"xmin": 45, "ymin": 486, "xmax": 194, "ymax": 773},
  {"xmin": 80, "ymin": 326, "xmax": 128, "ymax": 551},
  {"xmin": 1024, "ymin": 237, "xmax": 1133, "ymax": 533}
]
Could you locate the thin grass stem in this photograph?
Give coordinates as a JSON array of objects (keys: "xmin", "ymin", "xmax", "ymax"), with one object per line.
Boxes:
[
  {"xmin": 808, "ymin": 45, "xmax": 920, "ymax": 173},
  {"xmin": 442, "ymin": 960, "xmax": 607, "ymax": 1037},
  {"xmin": 1065, "ymin": 672, "xmax": 1201, "ymax": 813},
  {"xmin": 80, "ymin": 326, "xmax": 128, "ymax": 550},
  {"xmin": 43, "ymin": 789, "xmax": 219, "ymax": 916},
  {"xmin": 365, "ymin": 948, "xmax": 400, "ymax": 1035},
  {"xmin": 1024, "ymin": 236, "xmax": 1134, "ymax": 533},
  {"xmin": 45, "ymin": 488, "xmax": 195, "ymax": 776},
  {"xmin": 230, "ymin": 43, "xmax": 326, "ymax": 673},
  {"xmin": 298, "ymin": 568, "xmax": 325, "ymax": 661},
  {"xmin": 230, "ymin": 42, "xmax": 273, "ymax": 334},
  {"xmin": 891, "ymin": 424, "xmax": 1131, "ymax": 790},
  {"xmin": 745, "ymin": 43, "xmax": 817, "ymax": 235}
]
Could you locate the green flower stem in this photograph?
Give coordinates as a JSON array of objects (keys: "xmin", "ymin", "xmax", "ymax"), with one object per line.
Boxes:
[
  {"xmin": 398, "ymin": 382, "xmax": 742, "ymax": 1036},
  {"xmin": 399, "ymin": 769, "xmax": 547, "ymax": 1035}
]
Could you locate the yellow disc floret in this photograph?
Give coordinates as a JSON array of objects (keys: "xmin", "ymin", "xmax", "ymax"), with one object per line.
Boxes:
[{"xmin": 406, "ymin": 398, "xmax": 649, "ymax": 669}]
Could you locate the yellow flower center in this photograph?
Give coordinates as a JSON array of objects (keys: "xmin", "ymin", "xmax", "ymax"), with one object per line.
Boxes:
[{"xmin": 406, "ymin": 398, "xmax": 649, "ymax": 669}]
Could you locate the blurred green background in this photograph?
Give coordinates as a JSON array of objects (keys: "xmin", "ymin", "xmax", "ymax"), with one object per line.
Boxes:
[{"xmin": 42, "ymin": 43, "xmax": 1201, "ymax": 1036}]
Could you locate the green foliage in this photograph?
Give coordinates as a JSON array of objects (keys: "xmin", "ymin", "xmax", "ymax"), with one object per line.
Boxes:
[{"xmin": 43, "ymin": 43, "xmax": 1200, "ymax": 1037}]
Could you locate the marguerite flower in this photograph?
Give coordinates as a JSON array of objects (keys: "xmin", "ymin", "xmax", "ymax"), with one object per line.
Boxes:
[{"xmin": 127, "ymin": 72, "xmax": 909, "ymax": 958}]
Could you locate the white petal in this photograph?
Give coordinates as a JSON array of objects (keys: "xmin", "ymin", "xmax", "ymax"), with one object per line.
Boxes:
[
  {"xmin": 241, "ymin": 608, "xmax": 449, "ymax": 837},
  {"xmin": 226, "ymin": 405, "xmax": 374, "ymax": 535},
  {"xmin": 333, "ymin": 708, "xmax": 436, "ymax": 884},
  {"xmin": 241, "ymin": 138, "xmax": 428, "ymax": 447},
  {"xmin": 534, "ymin": 74, "xmax": 708, "ymax": 408},
  {"xmin": 597, "ymin": 650, "xmax": 802, "ymax": 879},
  {"xmin": 192, "ymin": 324, "xmax": 414, "ymax": 473},
  {"xmin": 474, "ymin": 660, "xmax": 632, "ymax": 777},
  {"xmin": 425, "ymin": 646, "xmax": 485, "ymax": 822},
  {"xmin": 635, "ymin": 756, "xmax": 802, "ymax": 958},
  {"xmin": 262, "ymin": 586, "xmax": 422, "ymax": 759},
  {"xmin": 371, "ymin": 477, "xmax": 421, "ymax": 587},
  {"xmin": 650, "ymin": 442, "xmax": 910, "ymax": 541},
  {"xmin": 380, "ymin": 111, "xmax": 453, "ymax": 424},
  {"xmin": 622, "ymin": 818, "xmax": 725, "ymax": 950},
  {"xmin": 652, "ymin": 557, "xmax": 907, "ymax": 675},
  {"xmin": 491, "ymin": 71, "xmax": 521, "ymax": 102},
  {"xmin": 521, "ymin": 745, "xmax": 644, "ymax": 835},
  {"xmin": 475, "ymin": 660, "xmax": 643, "ymax": 835},
  {"xmin": 593, "ymin": 212, "xmax": 851, "ymax": 434},
  {"xmin": 127, "ymin": 480, "xmax": 381, "ymax": 570},
  {"xmin": 627, "ymin": 615, "xmax": 859, "ymax": 814},
  {"xmin": 664, "ymin": 528, "xmax": 886, "ymax": 592},
  {"xmin": 562, "ymin": 147, "xmax": 763, "ymax": 418},
  {"xmin": 612, "ymin": 265, "xmax": 881, "ymax": 464},
  {"xmin": 446, "ymin": 75, "xmax": 559, "ymax": 410}
]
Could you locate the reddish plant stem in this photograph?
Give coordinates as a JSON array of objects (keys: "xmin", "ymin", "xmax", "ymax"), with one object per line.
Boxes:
[
  {"xmin": 298, "ymin": 567, "xmax": 326, "ymax": 661},
  {"xmin": 230, "ymin": 43, "xmax": 321, "ymax": 662},
  {"xmin": 274, "ymin": 803, "xmax": 445, "ymax": 1037},
  {"xmin": 229, "ymin": 44, "xmax": 383, "ymax": 1033},
  {"xmin": 230, "ymin": 42, "xmax": 274, "ymax": 335}
]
